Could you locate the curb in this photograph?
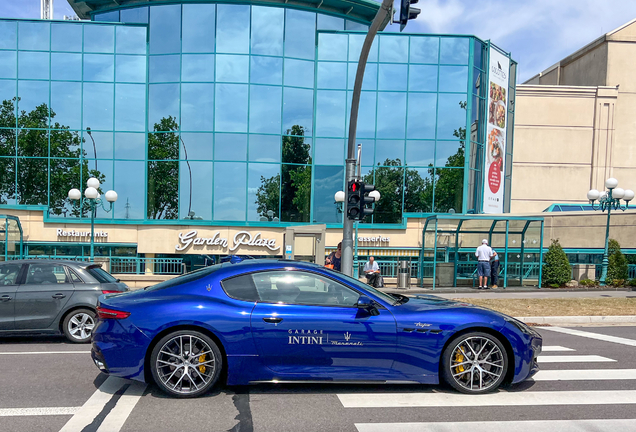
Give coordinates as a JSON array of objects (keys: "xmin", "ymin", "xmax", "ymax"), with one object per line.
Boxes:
[{"xmin": 516, "ymin": 315, "xmax": 636, "ymax": 325}]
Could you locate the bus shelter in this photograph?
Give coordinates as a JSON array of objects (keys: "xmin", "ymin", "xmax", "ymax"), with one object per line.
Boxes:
[
  {"xmin": 419, "ymin": 215, "xmax": 545, "ymax": 289},
  {"xmin": 0, "ymin": 215, "xmax": 23, "ymax": 261}
]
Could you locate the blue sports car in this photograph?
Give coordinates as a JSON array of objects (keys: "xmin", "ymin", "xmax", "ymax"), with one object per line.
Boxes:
[{"xmin": 91, "ymin": 260, "xmax": 541, "ymax": 398}]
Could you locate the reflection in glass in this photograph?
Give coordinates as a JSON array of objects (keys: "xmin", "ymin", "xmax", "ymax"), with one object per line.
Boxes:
[
  {"xmin": 316, "ymin": 90, "xmax": 346, "ymax": 138},
  {"xmin": 378, "ymin": 64, "xmax": 407, "ymax": 91},
  {"xmin": 149, "ymin": 5, "xmax": 181, "ymax": 54},
  {"xmin": 84, "ymin": 25, "xmax": 114, "ymax": 53},
  {"xmin": 0, "ymin": 79, "xmax": 17, "ymax": 119},
  {"xmin": 284, "ymin": 10, "xmax": 316, "ymax": 60},
  {"xmin": 0, "ymin": 158, "xmax": 16, "ymax": 204},
  {"xmin": 0, "ymin": 51, "xmax": 17, "ymax": 79},
  {"xmin": 434, "ymin": 168, "xmax": 463, "ymax": 212},
  {"xmin": 94, "ymin": 11, "xmax": 119, "ymax": 22},
  {"xmin": 473, "ymin": 39, "xmax": 485, "ymax": 70},
  {"xmin": 251, "ymin": 6, "xmax": 284, "ymax": 56},
  {"xmin": 0, "ymin": 21, "xmax": 17, "ymax": 50},
  {"xmin": 17, "ymin": 158, "xmax": 49, "ymax": 205},
  {"xmin": 83, "ymin": 54, "xmax": 115, "ymax": 82},
  {"xmin": 379, "ymin": 36, "xmax": 408, "ymax": 63},
  {"xmin": 17, "ymin": 129, "xmax": 48, "ymax": 157},
  {"xmin": 215, "ymin": 84, "xmax": 248, "ymax": 133},
  {"xmin": 282, "ymin": 87, "xmax": 313, "ymax": 134},
  {"xmin": 406, "ymin": 140, "xmax": 435, "ymax": 166},
  {"xmin": 407, "ymin": 93, "xmax": 436, "ymax": 139},
  {"xmin": 18, "ymin": 22, "xmax": 49, "ymax": 51},
  {"xmin": 180, "ymin": 161, "xmax": 212, "ymax": 220},
  {"xmin": 215, "ymin": 133, "xmax": 247, "ymax": 161},
  {"xmin": 84, "ymin": 131, "xmax": 113, "ymax": 160},
  {"xmin": 437, "ymin": 94, "xmax": 466, "ymax": 140},
  {"xmin": 51, "ymin": 53, "xmax": 81, "ymax": 81},
  {"xmin": 115, "ymin": 26, "xmax": 147, "ymax": 54},
  {"xmin": 148, "ymin": 84, "xmax": 179, "ymax": 130},
  {"xmin": 93, "ymin": 159, "xmax": 113, "ymax": 218},
  {"xmin": 249, "ymin": 134, "xmax": 281, "ymax": 162},
  {"xmin": 376, "ymin": 140, "xmax": 404, "ymax": 165},
  {"xmin": 250, "ymin": 85, "xmax": 282, "ymax": 134},
  {"xmin": 410, "ymin": 37, "xmax": 439, "ymax": 64},
  {"xmin": 317, "ymin": 15, "xmax": 344, "ymax": 31},
  {"xmin": 313, "ymin": 165, "xmax": 344, "ymax": 223},
  {"xmin": 281, "ymin": 163, "xmax": 311, "ymax": 222},
  {"xmin": 408, "ymin": 65, "xmax": 437, "ymax": 92},
  {"xmin": 115, "ymin": 84, "xmax": 146, "ymax": 132},
  {"xmin": 317, "ymin": 62, "xmax": 347, "ymax": 90},
  {"xmin": 181, "ymin": 83, "xmax": 214, "ymax": 132},
  {"xmin": 349, "ymin": 91, "xmax": 376, "ymax": 139},
  {"xmin": 114, "ymin": 160, "xmax": 144, "ymax": 219},
  {"xmin": 377, "ymin": 92, "xmax": 406, "ymax": 139},
  {"xmin": 440, "ymin": 38, "xmax": 469, "ymax": 65},
  {"xmin": 251, "ymin": 56, "xmax": 282, "ymax": 85},
  {"xmin": 51, "ymin": 81, "xmax": 81, "ymax": 130},
  {"xmin": 346, "ymin": 20, "xmax": 368, "ymax": 31},
  {"xmin": 114, "ymin": 133, "xmax": 145, "ymax": 159},
  {"xmin": 83, "ymin": 83, "xmax": 114, "ymax": 131},
  {"xmin": 149, "ymin": 55, "xmax": 180, "ymax": 82},
  {"xmin": 18, "ymin": 52, "xmax": 49, "ymax": 80},
  {"xmin": 318, "ymin": 33, "xmax": 347, "ymax": 61},
  {"xmin": 217, "ymin": 5, "xmax": 250, "ymax": 54},
  {"xmin": 347, "ymin": 62, "xmax": 377, "ymax": 91},
  {"xmin": 439, "ymin": 66, "xmax": 468, "ymax": 92},
  {"xmin": 436, "ymin": 141, "xmax": 462, "ymax": 167},
  {"xmin": 349, "ymin": 34, "xmax": 378, "ymax": 62},
  {"xmin": 284, "ymin": 59, "xmax": 314, "ymax": 88},
  {"xmin": 120, "ymin": 7, "xmax": 149, "ymax": 24},
  {"xmin": 182, "ymin": 54, "xmax": 215, "ymax": 82},
  {"xmin": 216, "ymin": 55, "xmax": 249, "ymax": 83},
  {"xmin": 147, "ymin": 127, "xmax": 179, "ymax": 218},
  {"xmin": 358, "ymin": 139, "xmax": 374, "ymax": 166},
  {"xmin": 182, "ymin": 4, "xmax": 215, "ymax": 53},
  {"xmin": 51, "ymin": 23, "xmax": 81, "ymax": 52},
  {"xmin": 362, "ymin": 160, "xmax": 403, "ymax": 223},
  {"xmin": 248, "ymin": 163, "xmax": 280, "ymax": 221},
  {"xmin": 115, "ymin": 55, "xmax": 146, "ymax": 83},
  {"xmin": 180, "ymin": 133, "xmax": 213, "ymax": 160},
  {"xmin": 18, "ymin": 80, "xmax": 50, "ymax": 123},
  {"xmin": 314, "ymin": 138, "xmax": 344, "ymax": 165},
  {"xmin": 404, "ymin": 167, "xmax": 433, "ymax": 213},
  {"xmin": 214, "ymin": 162, "xmax": 246, "ymax": 221}
]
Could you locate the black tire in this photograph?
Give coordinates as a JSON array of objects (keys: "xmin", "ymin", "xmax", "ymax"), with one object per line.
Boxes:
[
  {"xmin": 62, "ymin": 308, "xmax": 97, "ymax": 344},
  {"xmin": 150, "ymin": 330, "xmax": 222, "ymax": 398},
  {"xmin": 441, "ymin": 331, "xmax": 508, "ymax": 394}
]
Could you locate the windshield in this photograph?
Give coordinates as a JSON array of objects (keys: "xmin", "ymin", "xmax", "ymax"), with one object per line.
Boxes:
[
  {"xmin": 332, "ymin": 271, "xmax": 397, "ymax": 305},
  {"xmin": 144, "ymin": 264, "xmax": 223, "ymax": 291},
  {"xmin": 87, "ymin": 266, "xmax": 118, "ymax": 283}
]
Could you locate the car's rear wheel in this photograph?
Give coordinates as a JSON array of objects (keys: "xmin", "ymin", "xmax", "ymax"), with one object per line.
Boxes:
[
  {"xmin": 150, "ymin": 330, "xmax": 222, "ymax": 398},
  {"xmin": 441, "ymin": 332, "xmax": 508, "ymax": 394},
  {"xmin": 62, "ymin": 308, "xmax": 96, "ymax": 343}
]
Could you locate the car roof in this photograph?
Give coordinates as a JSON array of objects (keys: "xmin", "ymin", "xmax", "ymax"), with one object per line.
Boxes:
[
  {"xmin": 1, "ymin": 259, "xmax": 95, "ymax": 268},
  {"xmin": 229, "ymin": 259, "xmax": 323, "ymax": 270}
]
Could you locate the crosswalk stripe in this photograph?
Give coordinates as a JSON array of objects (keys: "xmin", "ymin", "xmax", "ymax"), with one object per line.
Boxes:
[
  {"xmin": 533, "ymin": 369, "xmax": 636, "ymax": 380},
  {"xmin": 538, "ymin": 355, "xmax": 615, "ymax": 363},
  {"xmin": 337, "ymin": 390, "xmax": 636, "ymax": 408},
  {"xmin": 0, "ymin": 407, "xmax": 80, "ymax": 417},
  {"xmin": 541, "ymin": 346, "xmax": 575, "ymax": 352},
  {"xmin": 541, "ymin": 326, "xmax": 636, "ymax": 347},
  {"xmin": 354, "ymin": 419, "xmax": 636, "ymax": 432}
]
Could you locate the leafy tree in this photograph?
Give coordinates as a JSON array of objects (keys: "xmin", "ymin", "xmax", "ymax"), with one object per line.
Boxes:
[
  {"xmin": 542, "ymin": 239, "xmax": 572, "ymax": 287},
  {"xmin": 147, "ymin": 116, "xmax": 179, "ymax": 220},
  {"xmin": 607, "ymin": 239, "xmax": 628, "ymax": 285},
  {"xmin": 432, "ymin": 105, "xmax": 466, "ymax": 213}
]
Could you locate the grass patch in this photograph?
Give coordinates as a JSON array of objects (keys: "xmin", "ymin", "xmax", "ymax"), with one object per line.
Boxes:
[{"xmin": 452, "ymin": 297, "xmax": 636, "ymax": 317}]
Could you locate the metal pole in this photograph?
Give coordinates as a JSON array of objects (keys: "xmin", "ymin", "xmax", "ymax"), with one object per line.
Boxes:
[
  {"xmin": 599, "ymin": 195, "xmax": 612, "ymax": 286},
  {"xmin": 433, "ymin": 218, "xmax": 438, "ymax": 290},
  {"xmin": 353, "ymin": 221, "xmax": 359, "ymax": 279},
  {"xmin": 341, "ymin": 159, "xmax": 356, "ymax": 276},
  {"xmin": 503, "ymin": 220, "xmax": 509, "ymax": 288},
  {"xmin": 538, "ymin": 220, "xmax": 544, "ymax": 288},
  {"xmin": 90, "ymin": 202, "xmax": 95, "ymax": 261}
]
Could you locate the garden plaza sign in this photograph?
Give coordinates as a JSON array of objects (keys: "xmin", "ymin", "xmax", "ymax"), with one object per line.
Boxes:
[{"xmin": 176, "ymin": 230, "xmax": 280, "ymax": 252}]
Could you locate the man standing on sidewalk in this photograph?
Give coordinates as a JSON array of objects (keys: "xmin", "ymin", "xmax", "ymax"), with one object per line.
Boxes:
[
  {"xmin": 475, "ymin": 239, "xmax": 494, "ymax": 289},
  {"xmin": 490, "ymin": 250, "xmax": 500, "ymax": 289}
]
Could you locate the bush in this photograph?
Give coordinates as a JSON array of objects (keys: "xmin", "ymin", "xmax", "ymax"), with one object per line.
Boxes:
[
  {"xmin": 607, "ymin": 239, "xmax": 628, "ymax": 286},
  {"xmin": 579, "ymin": 278, "xmax": 597, "ymax": 287},
  {"xmin": 542, "ymin": 239, "xmax": 571, "ymax": 287},
  {"xmin": 628, "ymin": 279, "xmax": 636, "ymax": 287}
]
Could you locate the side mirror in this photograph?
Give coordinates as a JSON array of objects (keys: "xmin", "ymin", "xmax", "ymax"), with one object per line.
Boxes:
[{"xmin": 356, "ymin": 295, "xmax": 380, "ymax": 316}]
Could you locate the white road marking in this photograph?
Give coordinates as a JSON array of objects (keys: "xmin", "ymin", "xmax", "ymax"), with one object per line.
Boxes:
[
  {"xmin": 538, "ymin": 355, "xmax": 615, "ymax": 363},
  {"xmin": 0, "ymin": 351, "xmax": 90, "ymax": 355},
  {"xmin": 96, "ymin": 380, "xmax": 146, "ymax": 432},
  {"xmin": 541, "ymin": 346, "xmax": 575, "ymax": 352},
  {"xmin": 533, "ymin": 369, "xmax": 636, "ymax": 381},
  {"xmin": 337, "ymin": 390, "xmax": 636, "ymax": 408},
  {"xmin": 541, "ymin": 326, "xmax": 636, "ymax": 347},
  {"xmin": 355, "ymin": 419, "xmax": 636, "ymax": 432},
  {"xmin": 0, "ymin": 407, "xmax": 80, "ymax": 417}
]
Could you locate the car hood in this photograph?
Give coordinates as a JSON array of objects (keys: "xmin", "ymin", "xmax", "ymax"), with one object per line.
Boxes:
[{"xmin": 393, "ymin": 294, "xmax": 510, "ymax": 324}]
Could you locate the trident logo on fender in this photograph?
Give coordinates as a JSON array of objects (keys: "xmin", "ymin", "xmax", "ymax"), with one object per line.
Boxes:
[{"xmin": 344, "ymin": 332, "xmax": 351, "ymax": 342}]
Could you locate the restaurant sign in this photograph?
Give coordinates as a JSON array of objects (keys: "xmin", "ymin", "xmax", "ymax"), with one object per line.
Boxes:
[{"xmin": 176, "ymin": 230, "xmax": 280, "ymax": 252}]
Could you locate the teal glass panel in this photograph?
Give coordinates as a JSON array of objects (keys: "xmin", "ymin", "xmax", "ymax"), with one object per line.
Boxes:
[
  {"xmin": 404, "ymin": 167, "xmax": 433, "ymax": 213},
  {"xmin": 93, "ymin": 159, "xmax": 114, "ymax": 218},
  {"xmin": 436, "ymin": 141, "xmax": 463, "ymax": 167},
  {"xmin": 51, "ymin": 23, "xmax": 81, "ymax": 52},
  {"xmin": 215, "ymin": 133, "xmax": 247, "ymax": 161},
  {"xmin": 114, "ymin": 160, "xmax": 144, "ymax": 219},
  {"xmin": 18, "ymin": 22, "xmax": 49, "ymax": 51},
  {"xmin": 474, "ymin": 39, "xmax": 485, "ymax": 70},
  {"xmin": 282, "ymin": 136, "xmax": 311, "ymax": 164},
  {"xmin": 149, "ymin": 55, "xmax": 180, "ymax": 83},
  {"xmin": 216, "ymin": 55, "xmax": 249, "ymax": 83},
  {"xmin": 251, "ymin": 6, "xmax": 284, "ymax": 56},
  {"xmin": 84, "ymin": 131, "xmax": 113, "ymax": 159},
  {"xmin": 83, "ymin": 83, "xmax": 113, "ymax": 131},
  {"xmin": 439, "ymin": 66, "xmax": 468, "ymax": 92},
  {"xmin": 17, "ymin": 81, "xmax": 49, "ymax": 123},
  {"xmin": 406, "ymin": 140, "xmax": 435, "ymax": 166},
  {"xmin": 314, "ymin": 138, "xmax": 344, "ymax": 165},
  {"xmin": 0, "ymin": 80, "xmax": 17, "ymax": 117},
  {"xmin": 149, "ymin": 5, "xmax": 181, "ymax": 54},
  {"xmin": 251, "ymin": 56, "xmax": 282, "ymax": 85},
  {"xmin": 318, "ymin": 33, "xmax": 347, "ymax": 61},
  {"xmin": 115, "ymin": 55, "xmax": 146, "ymax": 83},
  {"xmin": 16, "ymin": 129, "xmax": 48, "ymax": 157},
  {"xmin": 284, "ymin": 10, "xmax": 316, "ymax": 60},
  {"xmin": 249, "ymin": 85, "xmax": 282, "ymax": 134},
  {"xmin": 51, "ymin": 81, "xmax": 81, "ymax": 130},
  {"xmin": 345, "ymin": 20, "xmax": 367, "ymax": 31},
  {"xmin": 376, "ymin": 140, "xmax": 404, "ymax": 164},
  {"xmin": 433, "ymin": 168, "xmax": 463, "ymax": 212},
  {"xmin": 347, "ymin": 62, "xmax": 377, "ymax": 90},
  {"xmin": 0, "ymin": 21, "xmax": 17, "ymax": 50},
  {"xmin": 216, "ymin": 5, "xmax": 250, "ymax": 54},
  {"xmin": 51, "ymin": 53, "xmax": 81, "ymax": 81},
  {"xmin": 316, "ymin": 90, "xmax": 346, "ymax": 138},
  {"xmin": 407, "ymin": 93, "xmax": 436, "ymax": 139},
  {"xmin": 283, "ymin": 59, "xmax": 314, "ymax": 88},
  {"xmin": 84, "ymin": 25, "xmax": 114, "ymax": 53},
  {"xmin": 114, "ymin": 132, "xmax": 145, "ymax": 159},
  {"xmin": 280, "ymin": 163, "xmax": 311, "ymax": 222},
  {"xmin": 94, "ymin": 11, "xmax": 119, "ymax": 22},
  {"xmin": 16, "ymin": 158, "xmax": 48, "ymax": 205},
  {"xmin": 346, "ymin": 91, "xmax": 376, "ymax": 139},
  {"xmin": 182, "ymin": 4, "xmax": 215, "ymax": 53},
  {"xmin": 115, "ymin": 83, "xmax": 146, "ymax": 132},
  {"xmin": 282, "ymin": 87, "xmax": 313, "ymax": 134},
  {"xmin": 248, "ymin": 162, "xmax": 280, "ymax": 221},
  {"xmin": 376, "ymin": 92, "xmax": 406, "ymax": 139},
  {"xmin": 249, "ymin": 134, "xmax": 281, "ymax": 162},
  {"xmin": 313, "ymin": 165, "xmax": 344, "ymax": 223},
  {"xmin": 0, "ymin": 51, "xmax": 17, "ymax": 79},
  {"xmin": 379, "ymin": 36, "xmax": 408, "ymax": 63},
  {"xmin": 437, "ymin": 93, "xmax": 466, "ymax": 140},
  {"xmin": 214, "ymin": 162, "xmax": 246, "ymax": 221},
  {"xmin": 182, "ymin": 54, "xmax": 215, "ymax": 82},
  {"xmin": 378, "ymin": 64, "xmax": 407, "ymax": 91},
  {"xmin": 317, "ymin": 62, "xmax": 347, "ymax": 90},
  {"xmin": 408, "ymin": 64, "xmax": 437, "ymax": 92},
  {"xmin": 180, "ymin": 161, "xmax": 212, "ymax": 219},
  {"xmin": 349, "ymin": 34, "xmax": 377, "ymax": 62},
  {"xmin": 440, "ymin": 37, "xmax": 469, "ymax": 65},
  {"xmin": 181, "ymin": 83, "xmax": 214, "ymax": 132},
  {"xmin": 317, "ymin": 15, "xmax": 344, "ymax": 31},
  {"xmin": 215, "ymin": 84, "xmax": 248, "ymax": 132},
  {"xmin": 18, "ymin": 52, "xmax": 49, "ymax": 80},
  {"xmin": 83, "ymin": 54, "xmax": 115, "ymax": 82},
  {"xmin": 120, "ymin": 7, "xmax": 149, "ymax": 24},
  {"xmin": 410, "ymin": 37, "xmax": 438, "ymax": 64},
  {"xmin": 357, "ymin": 139, "xmax": 374, "ymax": 165},
  {"xmin": 148, "ymin": 84, "xmax": 179, "ymax": 131},
  {"xmin": 116, "ymin": 26, "xmax": 146, "ymax": 54},
  {"xmin": 180, "ymin": 132, "xmax": 213, "ymax": 160}
]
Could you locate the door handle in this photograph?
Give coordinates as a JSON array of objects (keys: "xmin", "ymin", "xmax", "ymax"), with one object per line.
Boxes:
[
  {"xmin": 52, "ymin": 293, "xmax": 66, "ymax": 299},
  {"xmin": 0, "ymin": 295, "xmax": 11, "ymax": 302},
  {"xmin": 262, "ymin": 317, "xmax": 283, "ymax": 324}
]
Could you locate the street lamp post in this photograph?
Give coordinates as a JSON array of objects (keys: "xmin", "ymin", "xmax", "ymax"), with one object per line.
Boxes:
[
  {"xmin": 587, "ymin": 178, "xmax": 634, "ymax": 285},
  {"xmin": 68, "ymin": 177, "xmax": 118, "ymax": 261}
]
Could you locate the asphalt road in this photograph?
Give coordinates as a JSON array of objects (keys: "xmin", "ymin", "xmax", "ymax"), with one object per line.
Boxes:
[{"xmin": 1, "ymin": 326, "xmax": 636, "ymax": 432}]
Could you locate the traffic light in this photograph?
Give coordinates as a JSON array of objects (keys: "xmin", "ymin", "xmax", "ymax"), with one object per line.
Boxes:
[
  {"xmin": 359, "ymin": 183, "xmax": 376, "ymax": 220},
  {"xmin": 346, "ymin": 180, "xmax": 362, "ymax": 220},
  {"xmin": 399, "ymin": 0, "xmax": 421, "ymax": 32}
]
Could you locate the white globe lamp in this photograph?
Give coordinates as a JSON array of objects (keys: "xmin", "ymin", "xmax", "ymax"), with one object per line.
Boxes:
[
  {"xmin": 587, "ymin": 189, "xmax": 600, "ymax": 201},
  {"xmin": 624, "ymin": 189, "xmax": 634, "ymax": 202},
  {"xmin": 86, "ymin": 177, "xmax": 100, "ymax": 189},
  {"xmin": 334, "ymin": 191, "xmax": 345, "ymax": 203},
  {"xmin": 605, "ymin": 178, "xmax": 618, "ymax": 189},
  {"xmin": 68, "ymin": 188, "xmax": 81, "ymax": 201},
  {"xmin": 369, "ymin": 190, "xmax": 381, "ymax": 202},
  {"xmin": 105, "ymin": 190, "xmax": 118, "ymax": 203},
  {"xmin": 84, "ymin": 187, "xmax": 98, "ymax": 199},
  {"xmin": 612, "ymin": 188, "xmax": 625, "ymax": 200}
]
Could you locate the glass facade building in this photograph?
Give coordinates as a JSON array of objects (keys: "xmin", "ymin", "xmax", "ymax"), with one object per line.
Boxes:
[{"xmin": 0, "ymin": 1, "xmax": 516, "ymax": 228}]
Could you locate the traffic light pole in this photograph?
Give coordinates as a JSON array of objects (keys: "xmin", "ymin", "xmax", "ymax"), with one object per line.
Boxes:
[{"xmin": 342, "ymin": 0, "xmax": 394, "ymax": 277}]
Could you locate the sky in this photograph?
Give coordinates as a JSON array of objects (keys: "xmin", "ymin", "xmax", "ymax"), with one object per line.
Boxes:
[{"xmin": 2, "ymin": 0, "xmax": 636, "ymax": 82}]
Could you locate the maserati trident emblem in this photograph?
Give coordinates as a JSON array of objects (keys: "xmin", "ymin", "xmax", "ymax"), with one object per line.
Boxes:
[
  {"xmin": 344, "ymin": 332, "xmax": 351, "ymax": 342},
  {"xmin": 206, "ymin": 284, "xmax": 212, "ymax": 292}
]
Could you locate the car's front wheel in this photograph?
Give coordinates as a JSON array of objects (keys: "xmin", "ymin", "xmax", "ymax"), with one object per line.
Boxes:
[
  {"xmin": 150, "ymin": 330, "xmax": 222, "ymax": 398},
  {"xmin": 62, "ymin": 308, "xmax": 96, "ymax": 343},
  {"xmin": 441, "ymin": 332, "xmax": 508, "ymax": 394}
]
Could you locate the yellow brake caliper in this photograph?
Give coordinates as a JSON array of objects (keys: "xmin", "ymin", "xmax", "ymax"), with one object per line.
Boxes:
[
  {"xmin": 453, "ymin": 351, "xmax": 465, "ymax": 373},
  {"xmin": 198, "ymin": 354, "xmax": 206, "ymax": 373}
]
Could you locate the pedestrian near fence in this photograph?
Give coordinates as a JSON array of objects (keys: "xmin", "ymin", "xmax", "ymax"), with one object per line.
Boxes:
[
  {"xmin": 490, "ymin": 250, "xmax": 500, "ymax": 288},
  {"xmin": 475, "ymin": 239, "xmax": 494, "ymax": 289}
]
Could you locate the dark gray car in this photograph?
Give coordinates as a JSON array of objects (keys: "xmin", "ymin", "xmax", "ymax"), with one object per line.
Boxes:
[{"xmin": 0, "ymin": 260, "xmax": 128, "ymax": 343}]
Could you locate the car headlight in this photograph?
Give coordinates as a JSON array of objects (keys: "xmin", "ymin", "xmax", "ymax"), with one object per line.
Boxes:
[{"xmin": 504, "ymin": 316, "xmax": 538, "ymax": 336}]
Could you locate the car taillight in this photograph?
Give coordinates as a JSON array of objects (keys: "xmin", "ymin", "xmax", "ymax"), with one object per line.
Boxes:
[
  {"xmin": 101, "ymin": 290, "xmax": 120, "ymax": 294},
  {"xmin": 97, "ymin": 306, "xmax": 130, "ymax": 320}
]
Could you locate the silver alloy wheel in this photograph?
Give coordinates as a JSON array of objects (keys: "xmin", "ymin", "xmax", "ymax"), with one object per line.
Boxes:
[
  {"xmin": 155, "ymin": 335, "xmax": 216, "ymax": 395},
  {"xmin": 68, "ymin": 313, "xmax": 95, "ymax": 341},
  {"xmin": 449, "ymin": 336, "xmax": 505, "ymax": 392}
]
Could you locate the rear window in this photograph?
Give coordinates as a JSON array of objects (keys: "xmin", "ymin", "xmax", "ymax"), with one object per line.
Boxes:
[
  {"xmin": 144, "ymin": 264, "xmax": 223, "ymax": 291},
  {"xmin": 87, "ymin": 266, "xmax": 118, "ymax": 283}
]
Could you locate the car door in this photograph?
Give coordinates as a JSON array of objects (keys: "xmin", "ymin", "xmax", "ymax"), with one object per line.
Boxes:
[
  {"xmin": 0, "ymin": 263, "xmax": 23, "ymax": 331},
  {"xmin": 14, "ymin": 263, "xmax": 74, "ymax": 330},
  {"xmin": 245, "ymin": 270, "xmax": 397, "ymax": 378}
]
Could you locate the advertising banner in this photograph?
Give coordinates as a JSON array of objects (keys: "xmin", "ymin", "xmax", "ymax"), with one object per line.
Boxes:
[{"xmin": 482, "ymin": 47, "xmax": 510, "ymax": 213}]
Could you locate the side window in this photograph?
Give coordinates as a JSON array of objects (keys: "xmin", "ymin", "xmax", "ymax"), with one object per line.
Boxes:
[
  {"xmin": 67, "ymin": 268, "xmax": 84, "ymax": 284},
  {"xmin": 0, "ymin": 264, "xmax": 22, "ymax": 286},
  {"xmin": 251, "ymin": 271, "xmax": 360, "ymax": 307},
  {"xmin": 221, "ymin": 274, "xmax": 259, "ymax": 302},
  {"xmin": 25, "ymin": 264, "xmax": 69, "ymax": 285}
]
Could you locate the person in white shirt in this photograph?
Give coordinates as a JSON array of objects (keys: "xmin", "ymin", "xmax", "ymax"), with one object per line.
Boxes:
[
  {"xmin": 363, "ymin": 256, "xmax": 383, "ymax": 287},
  {"xmin": 475, "ymin": 239, "xmax": 494, "ymax": 289}
]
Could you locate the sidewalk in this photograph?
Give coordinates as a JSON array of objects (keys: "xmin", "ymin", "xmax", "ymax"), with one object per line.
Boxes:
[{"xmin": 379, "ymin": 286, "xmax": 635, "ymax": 299}]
